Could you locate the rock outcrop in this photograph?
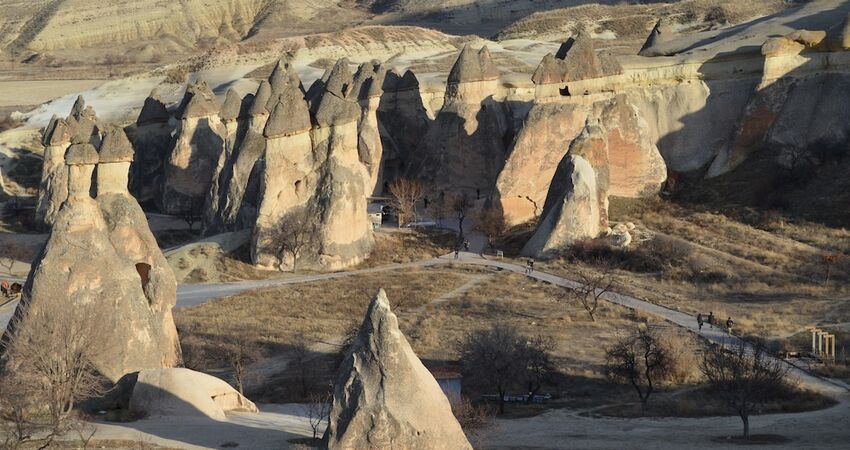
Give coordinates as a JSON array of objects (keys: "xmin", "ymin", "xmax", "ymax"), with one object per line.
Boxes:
[
  {"xmin": 129, "ymin": 368, "xmax": 257, "ymax": 420},
  {"xmin": 324, "ymin": 289, "xmax": 471, "ymax": 450},
  {"xmin": 522, "ymin": 155, "xmax": 601, "ymax": 257},
  {"xmin": 353, "ymin": 61, "xmax": 386, "ymax": 195},
  {"xmin": 129, "ymin": 92, "xmax": 174, "ymax": 204},
  {"xmin": 3, "ymin": 136, "xmax": 182, "ymax": 382},
  {"xmin": 639, "ymin": 19, "xmax": 675, "ymax": 57},
  {"xmin": 35, "ymin": 116, "xmax": 72, "ymax": 229},
  {"xmin": 162, "ymin": 80, "xmax": 225, "ymax": 214},
  {"xmin": 376, "ymin": 69, "xmax": 431, "ymax": 186},
  {"xmin": 497, "ymin": 96, "xmax": 666, "ymax": 226},
  {"xmin": 412, "ymin": 45, "xmax": 507, "ymax": 195}
]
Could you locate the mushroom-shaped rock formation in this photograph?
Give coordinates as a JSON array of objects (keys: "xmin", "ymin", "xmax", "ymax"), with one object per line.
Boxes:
[
  {"xmin": 352, "ymin": 61, "xmax": 386, "ymax": 195},
  {"xmin": 129, "ymin": 368, "xmax": 257, "ymax": 421},
  {"xmin": 162, "ymin": 80, "xmax": 226, "ymax": 214},
  {"xmin": 313, "ymin": 58, "xmax": 360, "ymax": 127},
  {"xmin": 248, "ymin": 80, "xmax": 273, "ymax": 118},
  {"xmin": 324, "ymin": 289, "xmax": 472, "ymax": 450},
  {"xmin": 130, "ymin": 92, "xmax": 174, "ymax": 203},
  {"xmin": 2, "ymin": 137, "xmax": 182, "ymax": 382},
  {"xmin": 638, "ymin": 19, "xmax": 675, "ymax": 57},
  {"xmin": 412, "ymin": 44, "xmax": 507, "ymax": 194},
  {"xmin": 447, "ymin": 44, "xmax": 499, "ymax": 84},
  {"xmin": 219, "ymin": 88, "xmax": 242, "ymax": 123},
  {"xmin": 66, "ymin": 95, "xmax": 102, "ymax": 147},
  {"xmin": 36, "ymin": 117, "xmax": 73, "ymax": 228},
  {"xmin": 532, "ymin": 32, "xmax": 620, "ymax": 95},
  {"xmin": 376, "ymin": 69, "xmax": 430, "ymax": 186},
  {"xmin": 521, "ymin": 154, "xmax": 601, "ymax": 257}
]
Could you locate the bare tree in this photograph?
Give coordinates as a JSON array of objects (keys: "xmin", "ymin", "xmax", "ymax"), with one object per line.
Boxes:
[
  {"xmin": 457, "ymin": 325, "xmax": 555, "ymax": 414},
  {"xmin": 0, "ymin": 302, "xmax": 110, "ymax": 448},
  {"xmin": 181, "ymin": 197, "xmax": 205, "ymax": 233},
  {"xmin": 821, "ymin": 252, "xmax": 845, "ymax": 286},
  {"xmin": 451, "ymin": 397, "xmax": 496, "ymax": 449},
  {"xmin": 605, "ymin": 327, "xmax": 670, "ymax": 410},
  {"xmin": 0, "ymin": 242, "xmax": 29, "ymax": 276},
  {"xmin": 303, "ymin": 391, "xmax": 332, "ymax": 441},
  {"xmin": 388, "ymin": 178, "xmax": 424, "ymax": 226},
  {"xmin": 523, "ymin": 335, "xmax": 555, "ymax": 404},
  {"xmin": 227, "ymin": 337, "xmax": 263, "ymax": 395},
  {"xmin": 474, "ymin": 207, "xmax": 508, "ymax": 254},
  {"xmin": 268, "ymin": 210, "xmax": 315, "ymax": 273},
  {"xmin": 700, "ymin": 341, "xmax": 790, "ymax": 438},
  {"xmin": 561, "ymin": 267, "xmax": 613, "ymax": 322}
]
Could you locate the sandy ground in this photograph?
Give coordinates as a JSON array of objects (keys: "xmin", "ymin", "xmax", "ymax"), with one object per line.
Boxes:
[{"xmin": 0, "ymin": 79, "xmax": 105, "ymax": 108}]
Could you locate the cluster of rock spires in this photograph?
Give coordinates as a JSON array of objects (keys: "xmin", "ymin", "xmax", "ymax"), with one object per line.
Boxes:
[
  {"xmin": 34, "ymin": 11, "xmax": 850, "ymax": 268},
  {"xmin": 6, "ymin": 113, "xmax": 181, "ymax": 381}
]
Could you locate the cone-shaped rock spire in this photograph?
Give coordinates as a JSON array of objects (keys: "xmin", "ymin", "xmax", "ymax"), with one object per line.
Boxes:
[
  {"xmin": 447, "ymin": 44, "xmax": 499, "ymax": 84},
  {"xmin": 324, "ymin": 289, "xmax": 472, "ymax": 449}
]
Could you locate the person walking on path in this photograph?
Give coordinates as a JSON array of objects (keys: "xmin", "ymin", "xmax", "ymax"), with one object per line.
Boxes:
[
  {"xmin": 726, "ymin": 317, "xmax": 734, "ymax": 335},
  {"xmin": 697, "ymin": 313, "xmax": 704, "ymax": 332},
  {"xmin": 463, "ymin": 240, "xmax": 470, "ymax": 251},
  {"xmin": 525, "ymin": 258, "xmax": 535, "ymax": 274},
  {"xmin": 708, "ymin": 311, "xmax": 714, "ymax": 329},
  {"xmin": 454, "ymin": 247, "xmax": 460, "ymax": 260}
]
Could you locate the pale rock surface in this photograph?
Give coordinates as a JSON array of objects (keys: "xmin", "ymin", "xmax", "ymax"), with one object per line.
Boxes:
[
  {"xmin": 522, "ymin": 155, "xmax": 601, "ymax": 258},
  {"xmin": 3, "ymin": 141, "xmax": 181, "ymax": 382},
  {"xmin": 324, "ymin": 289, "xmax": 471, "ymax": 450},
  {"xmin": 353, "ymin": 61, "xmax": 386, "ymax": 195},
  {"xmin": 35, "ymin": 117, "xmax": 72, "ymax": 229},
  {"xmin": 129, "ymin": 368, "xmax": 257, "ymax": 421}
]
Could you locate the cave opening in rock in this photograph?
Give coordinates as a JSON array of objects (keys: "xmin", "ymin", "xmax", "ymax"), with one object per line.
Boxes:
[
  {"xmin": 135, "ymin": 262, "xmax": 151, "ymax": 289},
  {"xmin": 559, "ymin": 86, "xmax": 571, "ymax": 96}
]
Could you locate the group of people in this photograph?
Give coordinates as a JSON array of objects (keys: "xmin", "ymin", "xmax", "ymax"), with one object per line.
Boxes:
[
  {"xmin": 697, "ymin": 311, "xmax": 734, "ymax": 335},
  {"xmin": 453, "ymin": 239, "xmax": 471, "ymax": 259}
]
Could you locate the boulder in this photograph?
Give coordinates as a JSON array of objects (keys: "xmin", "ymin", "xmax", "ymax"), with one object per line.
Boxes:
[
  {"xmin": 129, "ymin": 368, "xmax": 257, "ymax": 421},
  {"xmin": 324, "ymin": 289, "xmax": 471, "ymax": 450},
  {"xmin": 522, "ymin": 155, "xmax": 601, "ymax": 257}
]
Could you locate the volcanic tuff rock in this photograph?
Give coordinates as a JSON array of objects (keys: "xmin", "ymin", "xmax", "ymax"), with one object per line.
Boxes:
[
  {"xmin": 532, "ymin": 32, "xmax": 618, "ymax": 85},
  {"xmin": 522, "ymin": 155, "xmax": 601, "ymax": 258},
  {"xmin": 130, "ymin": 92, "xmax": 174, "ymax": 203},
  {"xmin": 162, "ymin": 80, "xmax": 225, "ymax": 214},
  {"xmin": 496, "ymin": 96, "xmax": 665, "ymax": 226},
  {"xmin": 353, "ymin": 61, "xmax": 386, "ymax": 195},
  {"xmin": 324, "ymin": 289, "xmax": 471, "ymax": 450},
  {"xmin": 129, "ymin": 368, "xmax": 257, "ymax": 420},
  {"xmin": 376, "ymin": 69, "xmax": 430, "ymax": 184},
  {"xmin": 3, "ymin": 138, "xmax": 181, "ymax": 382},
  {"xmin": 35, "ymin": 117, "xmax": 72, "ymax": 229},
  {"xmin": 412, "ymin": 45, "xmax": 508, "ymax": 195},
  {"xmin": 638, "ymin": 19, "xmax": 675, "ymax": 57}
]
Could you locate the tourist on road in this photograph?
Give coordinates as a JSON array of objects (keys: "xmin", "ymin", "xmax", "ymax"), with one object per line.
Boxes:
[
  {"xmin": 526, "ymin": 258, "xmax": 535, "ymax": 274},
  {"xmin": 463, "ymin": 240, "xmax": 470, "ymax": 251},
  {"xmin": 708, "ymin": 311, "xmax": 714, "ymax": 329},
  {"xmin": 726, "ymin": 317, "xmax": 734, "ymax": 335},
  {"xmin": 697, "ymin": 313, "xmax": 704, "ymax": 331},
  {"xmin": 454, "ymin": 247, "xmax": 460, "ymax": 259}
]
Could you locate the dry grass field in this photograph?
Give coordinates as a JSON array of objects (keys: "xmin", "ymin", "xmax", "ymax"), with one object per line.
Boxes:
[{"xmin": 518, "ymin": 197, "xmax": 850, "ymax": 356}]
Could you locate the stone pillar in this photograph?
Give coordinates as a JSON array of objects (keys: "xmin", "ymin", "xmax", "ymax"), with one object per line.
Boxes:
[{"xmin": 65, "ymin": 143, "xmax": 99, "ymax": 200}]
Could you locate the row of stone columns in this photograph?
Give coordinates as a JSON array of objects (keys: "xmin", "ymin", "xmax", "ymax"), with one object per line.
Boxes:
[{"xmin": 809, "ymin": 327, "xmax": 837, "ymax": 361}]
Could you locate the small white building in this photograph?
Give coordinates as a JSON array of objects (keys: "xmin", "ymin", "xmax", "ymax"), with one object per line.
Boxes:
[{"xmin": 367, "ymin": 203, "xmax": 384, "ymax": 229}]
